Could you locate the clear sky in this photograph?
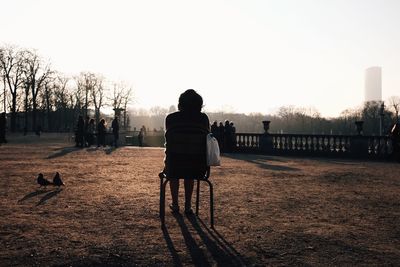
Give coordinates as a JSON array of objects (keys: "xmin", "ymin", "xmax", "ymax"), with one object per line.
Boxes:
[{"xmin": 1, "ymin": 0, "xmax": 399, "ymax": 117}]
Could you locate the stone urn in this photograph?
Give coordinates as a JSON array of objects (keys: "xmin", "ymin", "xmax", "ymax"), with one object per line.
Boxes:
[
  {"xmin": 355, "ymin": 121, "xmax": 364, "ymax": 136},
  {"xmin": 262, "ymin": 120, "xmax": 271, "ymax": 134}
]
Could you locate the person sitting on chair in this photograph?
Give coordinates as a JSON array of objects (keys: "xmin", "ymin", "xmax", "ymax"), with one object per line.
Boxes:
[{"xmin": 163, "ymin": 89, "xmax": 210, "ymax": 214}]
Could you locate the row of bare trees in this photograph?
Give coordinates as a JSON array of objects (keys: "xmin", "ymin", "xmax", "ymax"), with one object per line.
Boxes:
[
  {"xmin": 0, "ymin": 45, "xmax": 133, "ymax": 132},
  {"xmin": 128, "ymin": 99, "xmax": 400, "ymax": 136}
]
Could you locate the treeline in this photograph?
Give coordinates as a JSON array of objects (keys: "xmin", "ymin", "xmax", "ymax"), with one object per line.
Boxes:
[
  {"xmin": 129, "ymin": 99, "xmax": 400, "ymax": 136},
  {"xmin": 0, "ymin": 45, "xmax": 133, "ymax": 132}
]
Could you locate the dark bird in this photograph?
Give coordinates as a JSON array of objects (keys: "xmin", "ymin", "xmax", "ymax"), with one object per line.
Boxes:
[
  {"xmin": 37, "ymin": 173, "xmax": 52, "ymax": 188},
  {"xmin": 53, "ymin": 172, "xmax": 64, "ymax": 187}
]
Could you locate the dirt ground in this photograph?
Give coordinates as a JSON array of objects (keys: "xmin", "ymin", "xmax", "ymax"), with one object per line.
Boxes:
[{"xmin": 0, "ymin": 134, "xmax": 399, "ymax": 266}]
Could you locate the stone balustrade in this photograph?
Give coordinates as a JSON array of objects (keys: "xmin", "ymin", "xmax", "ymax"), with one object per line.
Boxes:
[{"xmin": 234, "ymin": 133, "xmax": 393, "ymax": 159}]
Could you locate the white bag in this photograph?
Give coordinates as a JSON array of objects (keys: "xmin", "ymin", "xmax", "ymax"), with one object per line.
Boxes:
[{"xmin": 206, "ymin": 133, "xmax": 221, "ymax": 166}]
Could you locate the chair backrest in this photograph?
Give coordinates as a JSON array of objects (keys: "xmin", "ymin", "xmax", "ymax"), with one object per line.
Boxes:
[{"xmin": 165, "ymin": 125, "xmax": 209, "ymax": 179}]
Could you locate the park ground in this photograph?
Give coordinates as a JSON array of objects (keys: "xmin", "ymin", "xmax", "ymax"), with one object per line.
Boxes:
[{"xmin": 0, "ymin": 134, "xmax": 399, "ymax": 266}]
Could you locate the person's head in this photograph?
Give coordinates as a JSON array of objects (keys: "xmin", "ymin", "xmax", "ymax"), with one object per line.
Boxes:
[
  {"xmin": 100, "ymin": 119, "xmax": 105, "ymax": 124},
  {"xmin": 230, "ymin": 122, "xmax": 234, "ymax": 126},
  {"xmin": 213, "ymin": 121, "xmax": 217, "ymax": 126},
  {"xmin": 225, "ymin": 120, "xmax": 230, "ymax": 125},
  {"xmin": 178, "ymin": 89, "xmax": 203, "ymax": 113},
  {"xmin": 219, "ymin": 122, "xmax": 223, "ymax": 126},
  {"xmin": 89, "ymin": 119, "xmax": 95, "ymax": 124}
]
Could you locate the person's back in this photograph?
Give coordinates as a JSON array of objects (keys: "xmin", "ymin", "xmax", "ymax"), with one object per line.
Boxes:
[{"xmin": 164, "ymin": 111, "xmax": 209, "ymax": 178}]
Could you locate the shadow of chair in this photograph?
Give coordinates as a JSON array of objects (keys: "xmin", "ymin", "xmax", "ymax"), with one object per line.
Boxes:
[{"xmin": 159, "ymin": 126, "xmax": 214, "ymax": 228}]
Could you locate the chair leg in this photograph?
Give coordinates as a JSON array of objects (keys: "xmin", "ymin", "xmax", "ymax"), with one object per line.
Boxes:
[
  {"xmin": 160, "ymin": 178, "xmax": 169, "ymax": 225},
  {"xmin": 160, "ymin": 177, "xmax": 163, "ymax": 219},
  {"xmin": 195, "ymin": 179, "xmax": 200, "ymax": 216},
  {"xmin": 205, "ymin": 180, "xmax": 214, "ymax": 228}
]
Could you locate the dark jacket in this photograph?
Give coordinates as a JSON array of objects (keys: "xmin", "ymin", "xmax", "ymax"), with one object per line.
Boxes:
[{"xmin": 164, "ymin": 111, "xmax": 210, "ymax": 179}]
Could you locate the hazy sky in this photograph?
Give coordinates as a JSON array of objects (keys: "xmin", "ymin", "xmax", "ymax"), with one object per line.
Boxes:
[{"xmin": 1, "ymin": 0, "xmax": 399, "ymax": 117}]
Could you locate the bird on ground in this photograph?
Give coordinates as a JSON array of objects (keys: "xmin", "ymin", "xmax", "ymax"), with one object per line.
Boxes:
[
  {"xmin": 37, "ymin": 173, "xmax": 52, "ymax": 188},
  {"xmin": 53, "ymin": 172, "xmax": 65, "ymax": 187}
]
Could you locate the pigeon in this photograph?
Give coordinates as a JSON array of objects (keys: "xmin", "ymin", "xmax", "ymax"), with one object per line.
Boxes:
[
  {"xmin": 53, "ymin": 172, "xmax": 65, "ymax": 187},
  {"xmin": 37, "ymin": 173, "xmax": 52, "ymax": 188}
]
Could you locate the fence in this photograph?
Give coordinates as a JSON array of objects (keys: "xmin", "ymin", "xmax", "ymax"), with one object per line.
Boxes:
[{"xmin": 235, "ymin": 133, "xmax": 394, "ymax": 160}]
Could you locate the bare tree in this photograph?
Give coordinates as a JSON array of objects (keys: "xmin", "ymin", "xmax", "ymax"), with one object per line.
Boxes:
[
  {"xmin": 75, "ymin": 72, "xmax": 98, "ymax": 119},
  {"xmin": 0, "ymin": 46, "xmax": 27, "ymax": 131},
  {"xmin": 90, "ymin": 73, "xmax": 105, "ymax": 124},
  {"xmin": 110, "ymin": 82, "xmax": 124, "ymax": 112},
  {"xmin": 53, "ymin": 74, "xmax": 72, "ymax": 131},
  {"xmin": 24, "ymin": 49, "xmax": 52, "ymax": 131},
  {"xmin": 387, "ymin": 96, "xmax": 400, "ymax": 122},
  {"xmin": 121, "ymin": 87, "xmax": 133, "ymax": 129},
  {"xmin": 40, "ymin": 72, "xmax": 57, "ymax": 131}
]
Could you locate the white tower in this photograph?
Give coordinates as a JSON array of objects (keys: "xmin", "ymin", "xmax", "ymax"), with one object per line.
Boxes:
[{"xmin": 365, "ymin": 66, "xmax": 382, "ymax": 102}]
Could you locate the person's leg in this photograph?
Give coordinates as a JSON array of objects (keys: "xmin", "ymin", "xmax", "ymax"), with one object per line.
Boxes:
[
  {"xmin": 184, "ymin": 179, "xmax": 194, "ymax": 211},
  {"xmin": 169, "ymin": 179, "xmax": 179, "ymax": 210}
]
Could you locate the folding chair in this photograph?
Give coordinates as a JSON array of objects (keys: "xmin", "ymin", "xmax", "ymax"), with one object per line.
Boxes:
[{"xmin": 159, "ymin": 126, "xmax": 214, "ymax": 228}]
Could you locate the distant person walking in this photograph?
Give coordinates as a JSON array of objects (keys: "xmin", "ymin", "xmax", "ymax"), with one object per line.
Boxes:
[
  {"xmin": 0, "ymin": 112, "xmax": 7, "ymax": 144},
  {"xmin": 112, "ymin": 117, "xmax": 120, "ymax": 147},
  {"xmin": 97, "ymin": 119, "xmax": 106, "ymax": 147},
  {"xmin": 76, "ymin": 115, "xmax": 85, "ymax": 147}
]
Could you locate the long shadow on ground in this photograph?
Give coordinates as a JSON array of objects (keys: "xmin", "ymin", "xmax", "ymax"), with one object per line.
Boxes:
[
  {"xmin": 36, "ymin": 189, "xmax": 63, "ymax": 206},
  {"xmin": 224, "ymin": 153, "xmax": 300, "ymax": 172},
  {"xmin": 18, "ymin": 189, "xmax": 49, "ymax": 202},
  {"xmin": 46, "ymin": 146, "xmax": 81, "ymax": 159},
  {"xmin": 162, "ymin": 214, "xmax": 248, "ymax": 266}
]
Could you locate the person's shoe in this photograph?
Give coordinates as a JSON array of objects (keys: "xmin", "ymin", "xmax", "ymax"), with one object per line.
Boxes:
[{"xmin": 169, "ymin": 204, "xmax": 180, "ymax": 214}]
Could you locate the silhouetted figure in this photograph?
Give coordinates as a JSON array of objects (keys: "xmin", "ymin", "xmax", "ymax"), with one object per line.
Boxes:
[
  {"xmin": 224, "ymin": 120, "xmax": 233, "ymax": 152},
  {"xmin": 230, "ymin": 121, "xmax": 236, "ymax": 151},
  {"xmin": 211, "ymin": 120, "xmax": 218, "ymax": 137},
  {"xmin": 138, "ymin": 125, "xmax": 146, "ymax": 147},
  {"xmin": 112, "ymin": 117, "xmax": 119, "ymax": 147},
  {"xmin": 37, "ymin": 173, "xmax": 52, "ymax": 188},
  {"xmin": 87, "ymin": 119, "xmax": 95, "ymax": 147},
  {"xmin": 163, "ymin": 89, "xmax": 210, "ymax": 214},
  {"xmin": 53, "ymin": 172, "xmax": 65, "ymax": 187},
  {"xmin": 218, "ymin": 122, "xmax": 225, "ymax": 152},
  {"xmin": 0, "ymin": 112, "xmax": 7, "ymax": 144},
  {"xmin": 75, "ymin": 115, "xmax": 85, "ymax": 147},
  {"xmin": 390, "ymin": 122, "xmax": 400, "ymax": 162},
  {"xmin": 97, "ymin": 119, "xmax": 106, "ymax": 147}
]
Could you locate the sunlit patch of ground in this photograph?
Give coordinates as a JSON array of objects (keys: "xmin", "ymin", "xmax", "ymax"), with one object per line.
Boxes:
[{"xmin": 0, "ymin": 134, "xmax": 399, "ymax": 266}]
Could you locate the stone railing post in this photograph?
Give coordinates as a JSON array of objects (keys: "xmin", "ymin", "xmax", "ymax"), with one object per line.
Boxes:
[
  {"xmin": 260, "ymin": 120, "xmax": 273, "ymax": 153},
  {"xmin": 351, "ymin": 121, "xmax": 369, "ymax": 157}
]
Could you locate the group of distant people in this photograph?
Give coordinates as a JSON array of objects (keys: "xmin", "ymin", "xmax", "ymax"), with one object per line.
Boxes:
[
  {"xmin": 211, "ymin": 120, "xmax": 236, "ymax": 152},
  {"xmin": 75, "ymin": 115, "xmax": 119, "ymax": 148}
]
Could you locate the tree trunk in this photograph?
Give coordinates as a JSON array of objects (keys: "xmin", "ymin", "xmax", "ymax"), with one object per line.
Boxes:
[
  {"xmin": 10, "ymin": 95, "xmax": 17, "ymax": 132},
  {"xmin": 32, "ymin": 101, "xmax": 37, "ymax": 132}
]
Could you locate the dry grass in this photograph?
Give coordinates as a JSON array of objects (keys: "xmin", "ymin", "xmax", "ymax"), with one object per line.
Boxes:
[{"xmin": 0, "ymin": 134, "xmax": 399, "ymax": 266}]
